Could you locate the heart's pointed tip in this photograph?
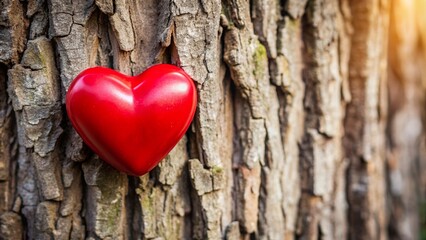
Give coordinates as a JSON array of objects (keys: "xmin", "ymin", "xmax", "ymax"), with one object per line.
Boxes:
[
  {"xmin": 125, "ymin": 167, "xmax": 151, "ymax": 177},
  {"xmin": 118, "ymin": 159, "xmax": 157, "ymax": 177},
  {"xmin": 127, "ymin": 172, "xmax": 148, "ymax": 177}
]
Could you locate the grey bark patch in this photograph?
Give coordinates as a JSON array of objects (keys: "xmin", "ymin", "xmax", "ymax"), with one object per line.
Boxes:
[{"xmin": 188, "ymin": 159, "xmax": 214, "ymax": 195}]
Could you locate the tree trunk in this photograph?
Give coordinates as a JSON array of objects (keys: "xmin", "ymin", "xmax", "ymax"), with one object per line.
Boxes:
[{"xmin": 0, "ymin": 0, "xmax": 424, "ymax": 239}]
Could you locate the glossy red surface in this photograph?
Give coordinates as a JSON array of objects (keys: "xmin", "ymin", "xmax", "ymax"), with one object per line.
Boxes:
[{"xmin": 66, "ymin": 64, "xmax": 197, "ymax": 176}]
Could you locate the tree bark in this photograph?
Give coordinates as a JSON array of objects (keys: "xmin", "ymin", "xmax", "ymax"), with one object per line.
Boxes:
[{"xmin": 0, "ymin": 0, "xmax": 423, "ymax": 239}]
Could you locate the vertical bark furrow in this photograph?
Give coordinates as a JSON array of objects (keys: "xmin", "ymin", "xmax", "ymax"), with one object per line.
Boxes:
[
  {"xmin": 274, "ymin": 15, "xmax": 305, "ymax": 239},
  {"xmin": 0, "ymin": 6, "xmax": 28, "ymax": 238},
  {"xmin": 15, "ymin": 146, "xmax": 39, "ymax": 239},
  {"xmin": 127, "ymin": 0, "xmax": 171, "ymax": 74},
  {"xmin": 298, "ymin": 0, "xmax": 348, "ymax": 239},
  {"xmin": 345, "ymin": 0, "xmax": 389, "ymax": 239},
  {"xmin": 222, "ymin": 14, "xmax": 264, "ymax": 240},
  {"xmin": 0, "ymin": 64, "xmax": 20, "ymax": 240},
  {"xmin": 223, "ymin": 0, "xmax": 288, "ymax": 238},
  {"xmin": 0, "ymin": 65, "xmax": 15, "ymax": 214},
  {"xmin": 258, "ymin": 87, "xmax": 286, "ymax": 239},
  {"xmin": 60, "ymin": 159, "xmax": 85, "ymax": 239}
]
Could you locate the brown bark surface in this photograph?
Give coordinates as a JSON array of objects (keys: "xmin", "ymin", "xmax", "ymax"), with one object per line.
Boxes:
[{"xmin": 0, "ymin": 0, "xmax": 424, "ymax": 239}]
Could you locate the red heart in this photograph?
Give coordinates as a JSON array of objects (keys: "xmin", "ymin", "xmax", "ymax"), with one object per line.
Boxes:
[{"xmin": 66, "ymin": 64, "xmax": 197, "ymax": 176}]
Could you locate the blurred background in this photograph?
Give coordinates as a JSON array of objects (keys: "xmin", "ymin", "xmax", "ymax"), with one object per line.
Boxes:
[{"xmin": 388, "ymin": 0, "xmax": 426, "ymax": 238}]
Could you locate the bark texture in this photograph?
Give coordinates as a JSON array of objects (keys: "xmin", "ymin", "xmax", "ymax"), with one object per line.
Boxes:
[{"xmin": 0, "ymin": 0, "xmax": 424, "ymax": 239}]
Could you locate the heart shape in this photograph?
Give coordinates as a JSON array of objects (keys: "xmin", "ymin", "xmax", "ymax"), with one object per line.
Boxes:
[{"xmin": 66, "ymin": 64, "xmax": 197, "ymax": 176}]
